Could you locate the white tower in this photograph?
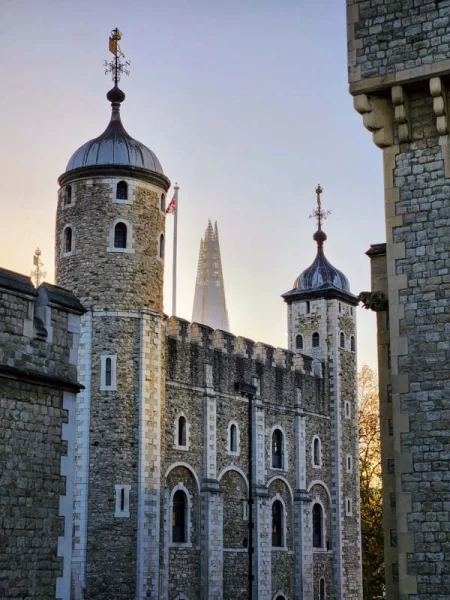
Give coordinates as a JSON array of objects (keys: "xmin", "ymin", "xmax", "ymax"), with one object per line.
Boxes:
[
  {"xmin": 282, "ymin": 186, "xmax": 362, "ymax": 600},
  {"xmin": 192, "ymin": 220, "xmax": 230, "ymax": 331}
]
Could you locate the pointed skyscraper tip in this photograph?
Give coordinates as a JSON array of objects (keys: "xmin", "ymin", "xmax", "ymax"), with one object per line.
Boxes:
[{"xmin": 192, "ymin": 220, "xmax": 230, "ymax": 332}]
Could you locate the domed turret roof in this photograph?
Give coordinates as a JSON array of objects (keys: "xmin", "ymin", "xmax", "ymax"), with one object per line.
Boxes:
[
  {"xmin": 293, "ymin": 229, "xmax": 350, "ymax": 292},
  {"xmin": 65, "ymin": 85, "xmax": 164, "ymax": 174}
]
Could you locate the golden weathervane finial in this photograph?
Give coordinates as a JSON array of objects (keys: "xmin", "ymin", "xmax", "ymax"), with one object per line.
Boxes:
[{"xmin": 309, "ymin": 183, "xmax": 331, "ymax": 230}]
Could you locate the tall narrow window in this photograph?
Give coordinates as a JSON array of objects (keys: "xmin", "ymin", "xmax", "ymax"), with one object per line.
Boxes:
[
  {"xmin": 160, "ymin": 193, "xmax": 165, "ymax": 211},
  {"xmin": 159, "ymin": 233, "xmax": 165, "ymax": 259},
  {"xmin": 312, "ymin": 332, "xmax": 320, "ymax": 347},
  {"xmin": 340, "ymin": 332, "xmax": 345, "ymax": 348},
  {"xmin": 178, "ymin": 416, "xmax": 186, "ymax": 447},
  {"xmin": 272, "ymin": 500, "xmax": 283, "ymax": 547},
  {"xmin": 313, "ymin": 503, "xmax": 323, "ymax": 548},
  {"xmin": 295, "ymin": 334, "xmax": 303, "ymax": 350},
  {"xmin": 230, "ymin": 423, "xmax": 237, "ymax": 453},
  {"xmin": 105, "ymin": 358, "xmax": 112, "ymax": 387},
  {"xmin": 320, "ymin": 578, "xmax": 326, "ymax": 600},
  {"xmin": 306, "ymin": 301, "xmax": 310, "ymax": 314},
  {"xmin": 114, "ymin": 222, "xmax": 127, "ymax": 248},
  {"xmin": 313, "ymin": 437, "xmax": 321, "ymax": 467},
  {"xmin": 338, "ymin": 302, "xmax": 341, "ymax": 313},
  {"xmin": 272, "ymin": 429, "xmax": 283, "ymax": 469},
  {"xmin": 172, "ymin": 490, "xmax": 187, "ymax": 543},
  {"xmin": 347, "ymin": 455, "xmax": 353, "ymax": 472},
  {"xmin": 350, "ymin": 335, "xmax": 356, "ymax": 352},
  {"xmin": 120, "ymin": 487, "xmax": 125, "ymax": 512},
  {"xmin": 116, "ymin": 180, "xmax": 128, "ymax": 200},
  {"xmin": 65, "ymin": 185, "xmax": 72, "ymax": 206},
  {"xmin": 64, "ymin": 227, "xmax": 73, "ymax": 253}
]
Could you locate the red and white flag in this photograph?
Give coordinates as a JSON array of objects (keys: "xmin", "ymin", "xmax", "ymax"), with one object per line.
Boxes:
[{"xmin": 166, "ymin": 196, "xmax": 176, "ymax": 214}]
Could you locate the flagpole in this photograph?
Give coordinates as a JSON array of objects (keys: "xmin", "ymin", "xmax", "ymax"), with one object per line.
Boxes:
[{"xmin": 172, "ymin": 183, "xmax": 179, "ymax": 316}]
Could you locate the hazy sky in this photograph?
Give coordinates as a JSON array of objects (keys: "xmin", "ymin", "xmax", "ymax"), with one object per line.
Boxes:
[{"xmin": 0, "ymin": 0, "xmax": 384, "ymax": 369}]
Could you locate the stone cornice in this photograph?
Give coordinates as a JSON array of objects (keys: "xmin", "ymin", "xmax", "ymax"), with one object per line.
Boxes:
[
  {"xmin": 0, "ymin": 364, "xmax": 84, "ymax": 393},
  {"xmin": 58, "ymin": 164, "xmax": 171, "ymax": 191}
]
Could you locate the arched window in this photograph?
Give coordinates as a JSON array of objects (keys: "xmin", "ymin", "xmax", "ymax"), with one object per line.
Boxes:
[
  {"xmin": 64, "ymin": 227, "xmax": 73, "ymax": 253},
  {"xmin": 340, "ymin": 332, "xmax": 345, "ymax": 349},
  {"xmin": 313, "ymin": 437, "xmax": 321, "ymax": 467},
  {"xmin": 159, "ymin": 233, "xmax": 165, "ymax": 259},
  {"xmin": 230, "ymin": 423, "xmax": 237, "ymax": 453},
  {"xmin": 160, "ymin": 193, "xmax": 165, "ymax": 211},
  {"xmin": 272, "ymin": 429, "xmax": 283, "ymax": 469},
  {"xmin": 313, "ymin": 503, "xmax": 323, "ymax": 548},
  {"xmin": 351, "ymin": 335, "xmax": 356, "ymax": 352},
  {"xmin": 116, "ymin": 180, "xmax": 128, "ymax": 200},
  {"xmin": 114, "ymin": 222, "xmax": 127, "ymax": 249},
  {"xmin": 178, "ymin": 416, "xmax": 186, "ymax": 447},
  {"xmin": 64, "ymin": 185, "xmax": 72, "ymax": 206},
  {"xmin": 312, "ymin": 332, "xmax": 320, "ymax": 347},
  {"xmin": 105, "ymin": 358, "xmax": 112, "ymax": 387},
  {"xmin": 272, "ymin": 500, "xmax": 283, "ymax": 547},
  {"xmin": 295, "ymin": 334, "xmax": 303, "ymax": 350},
  {"xmin": 320, "ymin": 577, "xmax": 326, "ymax": 600},
  {"xmin": 172, "ymin": 490, "xmax": 187, "ymax": 543}
]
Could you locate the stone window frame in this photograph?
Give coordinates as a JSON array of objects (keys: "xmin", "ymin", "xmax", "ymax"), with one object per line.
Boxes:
[
  {"xmin": 227, "ymin": 420, "xmax": 240, "ymax": 456},
  {"xmin": 346, "ymin": 454, "xmax": 353, "ymax": 473},
  {"xmin": 116, "ymin": 180, "xmax": 128, "ymax": 201},
  {"xmin": 270, "ymin": 493, "xmax": 288, "ymax": 551},
  {"xmin": 169, "ymin": 482, "xmax": 192, "ymax": 548},
  {"xmin": 108, "ymin": 218, "xmax": 134, "ymax": 253},
  {"xmin": 114, "ymin": 484, "xmax": 131, "ymax": 518},
  {"xmin": 62, "ymin": 183, "xmax": 75, "ymax": 208},
  {"xmin": 350, "ymin": 335, "xmax": 356, "ymax": 352},
  {"xmin": 157, "ymin": 231, "xmax": 165, "ymax": 262},
  {"xmin": 312, "ymin": 435, "xmax": 322, "ymax": 469},
  {"xmin": 340, "ymin": 331, "xmax": 346, "ymax": 349},
  {"xmin": 269, "ymin": 424, "xmax": 288, "ymax": 472},
  {"xmin": 100, "ymin": 354, "xmax": 117, "ymax": 391},
  {"xmin": 344, "ymin": 401, "xmax": 351, "ymax": 419},
  {"xmin": 112, "ymin": 178, "xmax": 133, "ymax": 205},
  {"xmin": 345, "ymin": 497, "xmax": 352, "ymax": 516},
  {"xmin": 312, "ymin": 332, "xmax": 320, "ymax": 348},
  {"xmin": 311, "ymin": 498, "xmax": 327, "ymax": 552},
  {"xmin": 174, "ymin": 412, "xmax": 190, "ymax": 451},
  {"xmin": 319, "ymin": 577, "xmax": 326, "ymax": 600},
  {"xmin": 62, "ymin": 224, "xmax": 75, "ymax": 257}
]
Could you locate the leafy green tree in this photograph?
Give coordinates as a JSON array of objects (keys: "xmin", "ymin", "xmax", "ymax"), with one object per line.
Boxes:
[{"xmin": 359, "ymin": 365, "xmax": 385, "ymax": 600}]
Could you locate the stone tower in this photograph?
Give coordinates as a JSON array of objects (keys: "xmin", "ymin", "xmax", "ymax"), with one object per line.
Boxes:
[
  {"xmin": 282, "ymin": 187, "xmax": 362, "ymax": 600},
  {"xmin": 55, "ymin": 64, "xmax": 170, "ymax": 598},
  {"xmin": 348, "ymin": 3, "xmax": 450, "ymax": 598},
  {"xmin": 192, "ymin": 220, "xmax": 230, "ymax": 331}
]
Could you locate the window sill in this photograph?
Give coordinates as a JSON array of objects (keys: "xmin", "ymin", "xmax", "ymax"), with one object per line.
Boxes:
[
  {"xmin": 63, "ymin": 251, "xmax": 74, "ymax": 257},
  {"xmin": 270, "ymin": 467, "xmax": 286, "ymax": 473},
  {"xmin": 100, "ymin": 386, "xmax": 117, "ymax": 392},
  {"xmin": 313, "ymin": 464, "xmax": 322, "ymax": 469},
  {"xmin": 313, "ymin": 547, "xmax": 332, "ymax": 554},
  {"xmin": 271, "ymin": 546, "xmax": 288, "ymax": 552},
  {"xmin": 115, "ymin": 511, "xmax": 130, "ymax": 518},
  {"xmin": 108, "ymin": 247, "xmax": 135, "ymax": 254},
  {"xmin": 114, "ymin": 199, "xmax": 133, "ymax": 205},
  {"xmin": 170, "ymin": 542, "xmax": 192, "ymax": 549},
  {"xmin": 174, "ymin": 444, "xmax": 189, "ymax": 452},
  {"xmin": 62, "ymin": 202, "xmax": 75, "ymax": 209},
  {"xmin": 227, "ymin": 451, "xmax": 240, "ymax": 457}
]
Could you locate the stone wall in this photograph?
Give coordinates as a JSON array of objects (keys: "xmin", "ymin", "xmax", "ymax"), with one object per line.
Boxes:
[{"xmin": 0, "ymin": 268, "xmax": 82, "ymax": 599}]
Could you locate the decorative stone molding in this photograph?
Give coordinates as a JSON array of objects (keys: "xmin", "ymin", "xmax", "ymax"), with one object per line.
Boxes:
[
  {"xmin": 353, "ymin": 94, "xmax": 393, "ymax": 148},
  {"xmin": 391, "ymin": 86, "xmax": 411, "ymax": 143},
  {"xmin": 430, "ymin": 77, "xmax": 448, "ymax": 135}
]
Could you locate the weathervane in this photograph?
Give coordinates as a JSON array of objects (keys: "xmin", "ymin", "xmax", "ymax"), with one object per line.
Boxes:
[
  {"xmin": 104, "ymin": 28, "xmax": 130, "ymax": 86},
  {"xmin": 309, "ymin": 184, "xmax": 331, "ymax": 230}
]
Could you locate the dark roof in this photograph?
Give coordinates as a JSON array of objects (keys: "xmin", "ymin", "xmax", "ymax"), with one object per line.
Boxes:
[
  {"xmin": 38, "ymin": 283, "xmax": 85, "ymax": 314},
  {"xmin": 366, "ymin": 243, "xmax": 387, "ymax": 257},
  {"xmin": 0, "ymin": 267, "xmax": 37, "ymax": 297}
]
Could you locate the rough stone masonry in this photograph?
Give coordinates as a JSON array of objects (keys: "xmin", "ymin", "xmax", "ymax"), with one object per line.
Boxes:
[{"xmin": 348, "ymin": 1, "xmax": 450, "ymax": 599}]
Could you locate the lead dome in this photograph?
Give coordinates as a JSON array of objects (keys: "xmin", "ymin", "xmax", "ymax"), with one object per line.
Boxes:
[{"xmin": 65, "ymin": 85, "xmax": 164, "ymax": 174}]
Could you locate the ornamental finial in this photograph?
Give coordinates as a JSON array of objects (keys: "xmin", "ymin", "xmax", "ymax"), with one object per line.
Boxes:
[
  {"xmin": 104, "ymin": 28, "xmax": 130, "ymax": 87},
  {"xmin": 309, "ymin": 184, "xmax": 331, "ymax": 231}
]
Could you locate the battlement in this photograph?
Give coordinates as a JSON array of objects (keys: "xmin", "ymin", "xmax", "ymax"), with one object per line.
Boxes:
[
  {"xmin": 0, "ymin": 267, "xmax": 84, "ymax": 391},
  {"xmin": 166, "ymin": 316, "xmax": 323, "ymax": 379}
]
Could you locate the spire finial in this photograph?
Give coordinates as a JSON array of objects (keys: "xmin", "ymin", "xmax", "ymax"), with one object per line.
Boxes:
[
  {"xmin": 309, "ymin": 184, "xmax": 331, "ymax": 231},
  {"xmin": 104, "ymin": 28, "xmax": 130, "ymax": 105}
]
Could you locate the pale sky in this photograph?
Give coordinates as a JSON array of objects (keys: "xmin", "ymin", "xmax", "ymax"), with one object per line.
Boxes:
[{"xmin": 0, "ymin": 0, "xmax": 384, "ymax": 370}]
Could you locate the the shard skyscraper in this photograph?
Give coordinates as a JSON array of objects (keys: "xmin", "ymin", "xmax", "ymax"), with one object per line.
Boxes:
[{"xmin": 192, "ymin": 220, "xmax": 230, "ymax": 332}]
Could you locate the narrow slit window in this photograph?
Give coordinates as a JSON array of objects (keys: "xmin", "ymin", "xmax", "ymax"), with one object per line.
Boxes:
[
  {"xmin": 178, "ymin": 416, "xmax": 186, "ymax": 447},
  {"xmin": 230, "ymin": 423, "xmax": 237, "ymax": 453},
  {"xmin": 65, "ymin": 185, "xmax": 72, "ymax": 206},
  {"xmin": 320, "ymin": 578, "xmax": 326, "ymax": 600},
  {"xmin": 105, "ymin": 358, "xmax": 112, "ymax": 386},
  {"xmin": 116, "ymin": 180, "xmax": 128, "ymax": 200},
  {"xmin": 120, "ymin": 487, "xmax": 125, "ymax": 512},
  {"xmin": 64, "ymin": 227, "xmax": 73, "ymax": 253},
  {"xmin": 172, "ymin": 490, "xmax": 187, "ymax": 543},
  {"xmin": 340, "ymin": 332, "xmax": 345, "ymax": 348},
  {"xmin": 351, "ymin": 335, "xmax": 356, "ymax": 352},
  {"xmin": 272, "ymin": 500, "xmax": 283, "ymax": 547},
  {"xmin": 272, "ymin": 429, "xmax": 283, "ymax": 469},
  {"xmin": 295, "ymin": 334, "xmax": 303, "ymax": 350},
  {"xmin": 313, "ymin": 503, "xmax": 323, "ymax": 548},
  {"xmin": 312, "ymin": 332, "xmax": 320, "ymax": 348},
  {"xmin": 306, "ymin": 301, "xmax": 310, "ymax": 314},
  {"xmin": 159, "ymin": 233, "xmax": 165, "ymax": 259},
  {"xmin": 313, "ymin": 438, "xmax": 321, "ymax": 466},
  {"xmin": 347, "ymin": 455, "xmax": 353, "ymax": 472},
  {"xmin": 114, "ymin": 222, "xmax": 127, "ymax": 249},
  {"xmin": 160, "ymin": 193, "xmax": 165, "ymax": 211}
]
